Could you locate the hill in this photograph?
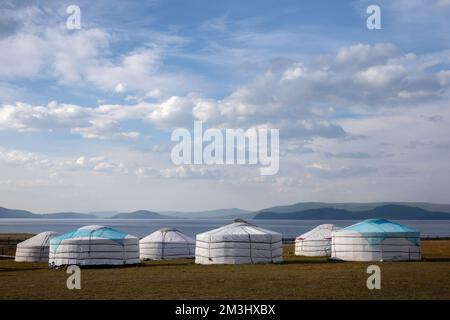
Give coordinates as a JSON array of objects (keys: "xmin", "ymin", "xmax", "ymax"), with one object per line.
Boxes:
[
  {"xmin": 110, "ymin": 210, "xmax": 174, "ymax": 219},
  {"xmin": 161, "ymin": 208, "xmax": 251, "ymax": 219},
  {"xmin": 89, "ymin": 211, "xmax": 119, "ymax": 218},
  {"xmin": 43, "ymin": 212, "xmax": 98, "ymax": 219},
  {"xmin": 0, "ymin": 207, "xmax": 36, "ymax": 218},
  {"xmin": 254, "ymin": 204, "xmax": 450, "ymax": 220},
  {"xmin": 0, "ymin": 207, "xmax": 99, "ymax": 219},
  {"xmin": 257, "ymin": 202, "xmax": 450, "ymax": 214}
]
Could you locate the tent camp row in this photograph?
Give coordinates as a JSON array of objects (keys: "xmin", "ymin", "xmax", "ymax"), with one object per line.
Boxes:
[{"xmin": 15, "ymin": 218, "xmax": 421, "ymax": 266}]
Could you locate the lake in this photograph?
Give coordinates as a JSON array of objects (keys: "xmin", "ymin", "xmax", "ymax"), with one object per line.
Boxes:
[{"xmin": 0, "ymin": 219, "xmax": 449, "ymax": 238}]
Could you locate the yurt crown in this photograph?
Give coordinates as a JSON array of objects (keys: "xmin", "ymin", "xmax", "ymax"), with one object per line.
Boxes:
[
  {"xmin": 159, "ymin": 227, "xmax": 177, "ymax": 232},
  {"xmin": 232, "ymin": 218, "xmax": 256, "ymax": 226}
]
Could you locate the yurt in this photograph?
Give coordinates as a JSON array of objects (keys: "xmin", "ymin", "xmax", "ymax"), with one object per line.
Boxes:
[
  {"xmin": 295, "ymin": 224, "xmax": 340, "ymax": 257},
  {"xmin": 195, "ymin": 219, "xmax": 283, "ymax": 265},
  {"xmin": 331, "ymin": 219, "xmax": 421, "ymax": 261},
  {"xmin": 49, "ymin": 225, "xmax": 140, "ymax": 267},
  {"xmin": 15, "ymin": 231, "xmax": 59, "ymax": 262},
  {"xmin": 140, "ymin": 228, "xmax": 195, "ymax": 260}
]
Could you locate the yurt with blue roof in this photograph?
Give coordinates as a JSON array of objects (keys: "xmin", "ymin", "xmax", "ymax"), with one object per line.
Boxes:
[
  {"xmin": 49, "ymin": 225, "xmax": 140, "ymax": 267},
  {"xmin": 331, "ymin": 219, "xmax": 421, "ymax": 261}
]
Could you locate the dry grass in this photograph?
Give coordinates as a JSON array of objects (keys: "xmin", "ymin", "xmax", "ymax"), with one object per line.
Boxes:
[{"xmin": 0, "ymin": 239, "xmax": 449, "ymax": 300}]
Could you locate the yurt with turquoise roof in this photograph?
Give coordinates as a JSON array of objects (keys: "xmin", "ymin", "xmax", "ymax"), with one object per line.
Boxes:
[
  {"xmin": 195, "ymin": 219, "xmax": 283, "ymax": 265},
  {"xmin": 15, "ymin": 231, "xmax": 59, "ymax": 262},
  {"xmin": 49, "ymin": 225, "xmax": 139, "ymax": 267},
  {"xmin": 139, "ymin": 228, "xmax": 195, "ymax": 260},
  {"xmin": 331, "ymin": 219, "xmax": 421, "ymax": 261}
]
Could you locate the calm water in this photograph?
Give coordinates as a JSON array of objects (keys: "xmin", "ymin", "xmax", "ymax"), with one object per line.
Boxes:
[{"xmin": 0, "ymin": 219, "xmax": 449, "ymax": 238}]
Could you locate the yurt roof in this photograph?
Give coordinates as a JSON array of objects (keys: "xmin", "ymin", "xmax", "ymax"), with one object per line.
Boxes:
[
  {"xmin": 296, "ymin": 224, "xmax": 340, "ymax": 240},
  {"xmin": 198, "ymin": 219, "xmax": 280, "ymax": 237},
  {"xmin": 336, "ymin": 219, "xmax": 419, "ymax": 235},
  {"xmin": 141, "ymin": 228, "xmax": 195, "ymax": 243},
  {"xmin": 159, "ymin": 227, "xmax": 178, "ymax": 232},
  {"xmin": 50, "ymin": 225, "xmax": 136, "ymax": 250},
  {"xmin": 17, "ymin": 231, "xmax": 59, "ymax": 248}
]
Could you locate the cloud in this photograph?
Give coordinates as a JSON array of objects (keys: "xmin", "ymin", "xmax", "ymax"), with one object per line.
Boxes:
[
  {"xmin": 0, "ymin": 146, "xmax": 127, "ymax": 175},
  {"xmin": 159, "ymin": 165, "xmax": 224, "ymax": 179},
  {"xmin": 437, "ymin": 70, "xmax": 450, "ymax": 86},
  {"xmin": 437, "ymin": 0, "xmax": 450, "ymax": 6},
  {"xmin": 0, "ymin": 144, "xmax": 232, "ymax": 184},
  {"xmin": 306, "ymin": 162, "xmax": 377, "ymax": 179},
  {"xmin": 1, "ymin": 42, "xmax": 450, "ymax": 143},
  {"xmin": 147, "ymin": 95, "xmax": 198, "ymax": 128},
  {"xmin": 427, "ymin": 115, "xmax": 444, "ymax": 122},
  {"xmin": 0, "ymin": 15, "xmax": 203, "ymax": 97},
  {"xmin": 0, "ymin": 101, "xmax": 150, "ymax": 139},
  {"xmin": 0, "ymin": 101, "xmax": 90, "ymax": 133},
  {"xmin": 114, "ymin": 83, "xmax": 127, "ymax": 93},
  {"xmin": 334, "ymin": 43, "xmax": 402, "ymax": 69},
  {"xmin": 324, "ymin": 152, "xmax": 372, "ymax": 159},
  {"xmin": 0, "ymin": 33, "xmax": 46, "ymax": 78},
  {"xmin": 0, "ymin": 147, "xmax": 42, "ymax": 167},
  {"xmin": 355, "ymin": 64, "xmax": 407, "ymax": 87},
  {"xmin": 0, "ymin": 178, "xmax": 67, "ymax": 189}
]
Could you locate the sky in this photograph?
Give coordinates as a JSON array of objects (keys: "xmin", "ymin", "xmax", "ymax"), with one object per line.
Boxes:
[{"xmin": 0, "ymin": 0, "xmax": 450, "ymax": 213}]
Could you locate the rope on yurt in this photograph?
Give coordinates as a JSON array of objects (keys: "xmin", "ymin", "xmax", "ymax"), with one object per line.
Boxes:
[
  {"xmin": 39, "ymin": 234, "xmax": 44, "ymax": 260},
  {"xmin": 331, "ymin": 238, "xmax": 335, "ymax": 258},
  {"xmin": 241, "ymin": 227, "xmax": 254, "ymax": 264},
  {"xmin": 269, "ymin": 234, "xmax": 273, "ymax": 263},
  {"xmin": 88, "ymin": 228, "xmax": 95, "ymax": 258},
  {"xmin": 122, "ymin": 234, "xmax": 126, "ymax": 264},
  {"xmin": 40, "ymin": 233, "xmax": 50, "ymax": 261},
  {"xmin": 161, "ymin": 229, "xmax": 167, "ymax": 259},
  {"xmin": 208, "ymin": 234, "xmax": 212, "ymax": 262}
]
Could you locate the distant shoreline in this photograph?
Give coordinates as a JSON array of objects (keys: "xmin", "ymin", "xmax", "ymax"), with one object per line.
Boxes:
[{"xmin": 3, "ymin": 202, "xmax": 450, "ymax": 220}]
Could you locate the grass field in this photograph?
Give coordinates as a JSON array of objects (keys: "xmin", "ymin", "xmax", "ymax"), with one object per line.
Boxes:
[{"xmin": 0, "ymin": 237, "xmax": 449, "ymax": 300}]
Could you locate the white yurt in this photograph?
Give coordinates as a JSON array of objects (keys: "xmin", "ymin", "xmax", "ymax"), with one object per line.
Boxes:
[
  {"xmin": 15, "ymin": 231, "xmax": 59, "ymax": 262},
  {"xmin": 295, "ymin": 224, "xmax": 341, "ymax": 257},
  {"xmin": 140, "ymin": 228, "xmax": 195, "ymax": 260},
  {"xmin": 49, "ymin": 225, "xmax": 140, "ymax": 267},
  {"xmin": 331, "ymin": 219, "xmax": 421, "ymax": 262},
  {"xmin": 195, "ymin": 219, "xmax": 283, "ymax": 265}
]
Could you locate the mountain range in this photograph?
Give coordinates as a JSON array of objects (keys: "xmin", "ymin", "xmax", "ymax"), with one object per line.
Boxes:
[
  {"xmin": 253, "ymin": 204, "xmax": 450, "ymax": 220},
  {"xmin": 1, "ymin": 202, "xmax": 450, "ymax": 220},
  {"xmin": 160, "ymin": 208, "xmax": 251, "ymax": 219},
  {"xmin": 110, "ymin": 210, "xmax": 172, "ymax": 219}
]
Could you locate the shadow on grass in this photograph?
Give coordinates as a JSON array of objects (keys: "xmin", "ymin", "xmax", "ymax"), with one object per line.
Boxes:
[
  {"xmin": 50, "ymin": 261, "xmax": 196, "ymax": 270},
  {"xmin": 282, "ymin": 259, "xmax": 331, "ymax": 265},
  {"xmin": 52, "ymin": 264, "xmax": 143, "ymax": 270},
  {"xmin": 421, "ymin": 257, "xmax": 450, "ymax": 262},
  {"xmin": 139, "ymin": 260, "xmax": 196, "ymax": 268},
  {"xmin": 0, "ymin": 266, "xmax": 45, "ymax": 273}
]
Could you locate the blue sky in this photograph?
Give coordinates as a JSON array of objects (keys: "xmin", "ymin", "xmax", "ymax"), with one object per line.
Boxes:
[{"xmin": 0, "ymin": 0, "xmax": 450, "ymax": 212}]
